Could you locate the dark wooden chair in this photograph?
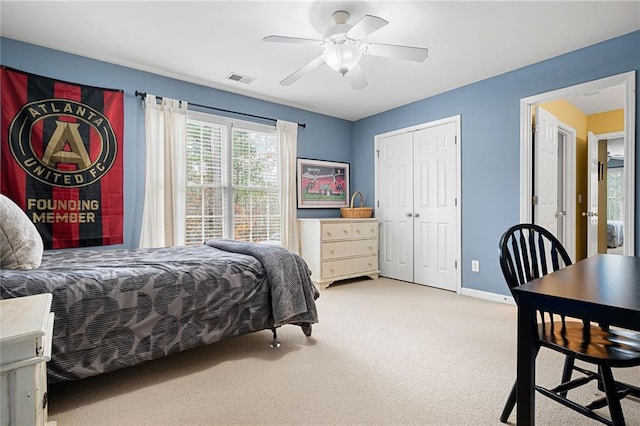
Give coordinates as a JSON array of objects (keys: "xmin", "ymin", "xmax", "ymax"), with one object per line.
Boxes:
[{"xmin": 499, "ymin": 223, "xmax": 640, "ymax": 425}]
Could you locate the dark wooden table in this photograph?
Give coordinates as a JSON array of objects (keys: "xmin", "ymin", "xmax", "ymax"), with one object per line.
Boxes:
[{"xmin": 512, "ymin": 254, "xmax": 640, "ymax": 425}]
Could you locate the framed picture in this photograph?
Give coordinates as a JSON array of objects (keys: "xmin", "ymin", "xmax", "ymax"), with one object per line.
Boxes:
[{"xmin": 297, "ymin": 158, "xmax": 350, "ymax": 208}]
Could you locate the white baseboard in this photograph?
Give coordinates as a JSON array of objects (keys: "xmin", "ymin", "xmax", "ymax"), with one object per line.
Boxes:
[{"xmin": 460, "ymin": 287, "xmax": 515, "ymax": 305}]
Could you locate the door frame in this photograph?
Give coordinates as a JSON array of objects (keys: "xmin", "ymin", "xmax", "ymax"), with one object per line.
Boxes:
[
  {"xmin": 374, "ymin": 114, "xmax": 462, "ymax": 293},
  {"xmin": 557, "ymin": 122, "xmax": 577, "ymax": 259},
  {"xmin": 532, "ymin": 106, "xmax": 577, "ymax": 258},
  {"xmin": 519, "ymin": 71, "xmax": 636, "ymax": 256},
  {"xmin": 597, "ymin": 130, "xmax": 625, "ymax": 249}
]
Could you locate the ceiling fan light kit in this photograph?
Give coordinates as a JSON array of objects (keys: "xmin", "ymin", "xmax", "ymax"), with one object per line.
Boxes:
[
  {"xmin": 263, "ymin": 10, "xmax": 428, "ymax": 90},
  {"xmin": 322, "ymin": 11, "xmax": 363, "ymax": 76},
  {"xmin": 323, "ymin": 41, "xmax": 362, "ymax": 75}
]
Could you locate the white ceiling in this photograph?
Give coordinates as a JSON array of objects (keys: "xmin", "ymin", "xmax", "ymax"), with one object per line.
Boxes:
[
  {"xmin": 1, "ymin": 1, "xmax": 638, "ymax": 121},
  {"xmin": 564, "ymin": 84, "xmax": 627, "ymax": 115}
]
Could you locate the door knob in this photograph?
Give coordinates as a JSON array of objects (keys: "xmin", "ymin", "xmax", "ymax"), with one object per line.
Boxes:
[
  {"xmin": 405, "ymin": 212, "xmax": 413, "ymax": 217},
  {"xmin": 414, "ymin": 213, "xmax": 420, "ymax": 218}
]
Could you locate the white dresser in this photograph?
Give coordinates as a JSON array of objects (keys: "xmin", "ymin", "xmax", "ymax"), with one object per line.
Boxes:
[
  {"xmin": 0, "ymin": 293, "xmax": 55, "ymax": 426},
  {"xmin": 298, "ymin": 218, "xmax": 379, "ymax": 288}
]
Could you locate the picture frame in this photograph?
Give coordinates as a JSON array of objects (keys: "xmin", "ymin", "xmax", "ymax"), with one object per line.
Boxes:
[{"xmin": 297, "ymin": 158, "xmax": 350, "ymax": 208}]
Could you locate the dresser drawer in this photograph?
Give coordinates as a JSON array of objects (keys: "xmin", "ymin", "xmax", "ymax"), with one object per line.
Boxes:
[
  {"xmin": 322, "ymin": 239, "xmax": 378, "ymax": 260},
  {"xmin": 352, "ymin": 221, "xmax": 378, "ymax": 239},
  {"xmin": 321, "ymin": 222, "xmax": 352, "ymax": 241},
  {"xmin": 322, "ymin": 255, "xmax": 378, "ymax": 279}
]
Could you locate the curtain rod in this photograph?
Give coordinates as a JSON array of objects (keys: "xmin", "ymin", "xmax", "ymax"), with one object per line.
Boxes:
[{"xmin": 134, "ymin": 91, "xmax": 306, "ymax": 129}]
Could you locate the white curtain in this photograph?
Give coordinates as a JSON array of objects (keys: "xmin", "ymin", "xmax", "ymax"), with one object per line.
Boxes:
[
  {"xmin": 277, "ymin": 120, "xmax": 299, "ymax": 254},
  {"xmin": 140, "ymin": 94, "xmax": 188, "ymax": 248}
]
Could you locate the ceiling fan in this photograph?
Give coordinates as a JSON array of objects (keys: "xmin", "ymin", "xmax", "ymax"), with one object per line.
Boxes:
[{"xmin": 263, "ymin": 10, "xmax": 429, "ymax": 90}]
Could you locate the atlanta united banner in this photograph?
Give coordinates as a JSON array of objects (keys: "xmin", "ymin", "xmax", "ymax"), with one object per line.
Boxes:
[{"xmin": 1, "ymin": 66, "xmax": 124, "ymax": 249}]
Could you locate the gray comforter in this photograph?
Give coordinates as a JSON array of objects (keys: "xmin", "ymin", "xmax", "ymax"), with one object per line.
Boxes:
[
  {"xmin": 206, "ymin": 239, "xmax": 319, "ymax": 327},
  {"xmin": 0, "ymin": 243, "xmax": 318, "ymax": 382}
]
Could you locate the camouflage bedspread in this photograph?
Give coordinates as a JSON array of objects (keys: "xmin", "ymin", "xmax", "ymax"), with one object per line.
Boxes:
[{"xmin": 0, "ymin": 244, "xmax": 310, "ymax": 382}]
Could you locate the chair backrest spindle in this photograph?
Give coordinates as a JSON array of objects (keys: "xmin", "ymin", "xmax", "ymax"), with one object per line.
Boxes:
[{"xmin": 499, "ymin": 223, "xmax": 572, "ymax": 302}]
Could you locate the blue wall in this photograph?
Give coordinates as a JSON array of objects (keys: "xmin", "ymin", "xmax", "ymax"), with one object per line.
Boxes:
[
  {"xmin": 0, "ymin": 37, "xmax": 352, "ymax": 249},
  {"xmin": 351, "ymin": 30, "xmax": 640, "ymax": 296},
  {"xmin": 2, "ymin": 32, "xmax": 639, "ymax": 297}
]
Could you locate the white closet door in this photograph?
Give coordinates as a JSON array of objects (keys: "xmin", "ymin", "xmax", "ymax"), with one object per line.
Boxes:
[
  {"xmin": 377, "ymin": 132, "xmax": 414, "ymax": 282},
  {"xmin": 413, "ymin": 122, "xmax": 457, "ymax": 290}
]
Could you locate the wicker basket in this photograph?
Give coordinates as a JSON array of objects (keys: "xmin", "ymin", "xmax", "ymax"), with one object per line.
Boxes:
[{"xmin": 340, "ymin": 191, "xmax": 373, "ymax": 218}]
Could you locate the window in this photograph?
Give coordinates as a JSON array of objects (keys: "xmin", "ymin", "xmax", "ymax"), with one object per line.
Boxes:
[
  {"xmin": 607, "ymin": 167, "xmax": 623, "ymax": 221},
  {"xmin": 185, "ymin": 112, "xmax": 279, "ymax": 246}
]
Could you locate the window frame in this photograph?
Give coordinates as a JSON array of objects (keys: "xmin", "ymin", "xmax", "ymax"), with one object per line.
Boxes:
[{"xmin": 186, "ymin": 110, "xmax": 279, "ymax": 245}]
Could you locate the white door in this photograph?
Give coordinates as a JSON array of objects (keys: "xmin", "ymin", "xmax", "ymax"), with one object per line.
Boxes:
[
  {"xmin": 413, "ymin": 123, "xmax": 457, "ymax": 291},
  {"xmin": 534, "ymin": 106, "xmax": 560, "ymax": 238},
  {"xmin": 586, "ymin": 131, "xmax": 599, "ymax": 256},
  {"xmin": 377, "ymin": 132, "xmax": 414, "ymax": 282},
  {"xmin": 376, "ymin": 119, "xmax": 459, "ymax": 291}
]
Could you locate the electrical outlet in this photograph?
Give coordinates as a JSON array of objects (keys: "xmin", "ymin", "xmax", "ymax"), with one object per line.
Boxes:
[{"xmin": 471, "ymin": 260, "xmax": 480, "ymax": 272}]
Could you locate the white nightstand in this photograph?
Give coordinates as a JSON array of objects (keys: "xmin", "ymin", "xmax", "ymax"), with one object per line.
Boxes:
[{"xmin": 0, "ymin": 293, "xmax": 56, "ymax": 426}]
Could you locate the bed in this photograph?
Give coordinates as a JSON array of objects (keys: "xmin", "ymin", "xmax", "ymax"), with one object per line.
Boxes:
[
  {"xmin": 0, "ymin": 240, "xmax": 319, "ymax": 383},
  {"xmin": 607, "ymin": 220, "xmax": 624, "ymax": 248}
]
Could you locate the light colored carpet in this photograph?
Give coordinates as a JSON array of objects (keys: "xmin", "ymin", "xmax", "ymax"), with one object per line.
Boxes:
[{"xmin": 48, "ymin": 277, "xmax": 639, "ymax": 425}]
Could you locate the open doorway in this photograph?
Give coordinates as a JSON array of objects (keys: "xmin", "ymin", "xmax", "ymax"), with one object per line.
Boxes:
[{"xmin": 519, "ymin": 72, "xmax": 636, "ymax": 260}]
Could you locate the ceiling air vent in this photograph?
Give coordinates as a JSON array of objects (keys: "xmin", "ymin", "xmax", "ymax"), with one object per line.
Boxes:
[{"xmin": 226, "ymin": 73, "xmax": 255, "ymax": 84}]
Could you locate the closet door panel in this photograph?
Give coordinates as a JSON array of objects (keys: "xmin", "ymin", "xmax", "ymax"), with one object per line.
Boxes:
[{"xmin": 377, "ymin": 132, "xmax": 414, "ymax": 282}]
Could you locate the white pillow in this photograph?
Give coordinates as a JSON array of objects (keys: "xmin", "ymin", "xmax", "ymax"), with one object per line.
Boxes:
[{"xmin": 0, "ymin": 194, "xmax": 44, "ymax": 269}]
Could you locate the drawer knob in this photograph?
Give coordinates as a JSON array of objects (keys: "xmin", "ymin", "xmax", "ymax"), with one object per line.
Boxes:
[
  {"xmin": 343, "ymin": 229, "xmax": 348, "ymax": 234},
  {"xmin": 355, "ymin": 229, "xmax": 361, "ymax": 233},
  {"xmin": 330, "ymin": 249, "xmax": 335, "ymax": 254},
  {"xmin": 326, "ymin": 232, "xmax": 331, "ymax": 236}
]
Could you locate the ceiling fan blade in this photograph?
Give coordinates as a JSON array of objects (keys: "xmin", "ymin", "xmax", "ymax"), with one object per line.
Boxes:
[
  {"xmin": 346, "ymin": 15, "xmax": 388, "ymax": 40},
  {"xmin": 263, "ymin": 35, "xmax": 323, "ymax": 46},
  {"xmin": 347, "ymin": 64, "xmax": 368, "ymax": 90},
  {"xmin": 364, "ymin": 42, "xmax": 429, "ymax": 62},
  {"xmin": 280, "ymin": 55, "xmax": 325, "ymax": 86}
]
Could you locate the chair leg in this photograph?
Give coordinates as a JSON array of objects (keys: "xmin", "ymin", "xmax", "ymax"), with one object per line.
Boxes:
[
  {"xmin": 500, "ymin": 345, "xmax": 540, "ymax": 423},
  {"xmin": 560, "ymin": 356, "xmax": 575, "ymax": 397},
  {"xmin": 600, "ymin": 366, "xmax": 626, "ymax": 425},
  {"xmin": 598, "ymin": 365, "xmax": 605, "ymax": 392},
  {"xmin": 500, "ymin": 381, "xmax": 517, "ymax": 423}
]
